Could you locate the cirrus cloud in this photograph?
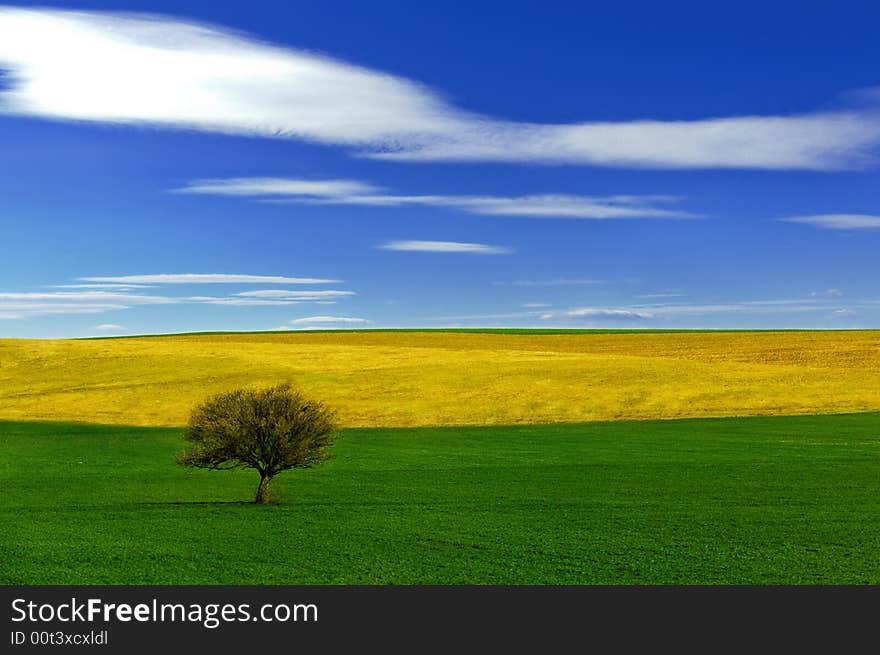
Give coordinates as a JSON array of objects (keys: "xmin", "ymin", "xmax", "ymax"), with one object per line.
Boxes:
[
  {"xmin": 0, "ymin": 277, "xmax": 351, "ymax": 319},
  {"xmin": 782, "ymin": 214, "xmax": 880, "ymax": 230},
  {"xmin": 541, "ymin": 308, "xmax": 654, "ymax": 321},
  {"xmin": 1, "ymin": 8, "xmax": 879, "ymax": 169},
  {"xmin": 829, "ymin": 308, "xmax": 857, "ymax": 318},
  {"xmin": 0, "ymin": 290, "xmax": 175, "ymax": 319},
  {"xmin": 179, "ymin": 178, "xmax": 380, "ymax": 198},
  {"xmin": 78, "ymin": 273, "xmax": 339, "ymax": 284},
  {"xmin": 234, "ymin": 290, "xmax": 355, "ymax": 299},
  {"xmin": 379, "ymin": 240, "xmax": 513, "ymax": 254},
  {"xmin": 177, "ymin": 177, "xmax": 695, "ymax": 220},
  {"xmin": 290, "ymin": 316, "xmax": 369, "ymax": 325}
]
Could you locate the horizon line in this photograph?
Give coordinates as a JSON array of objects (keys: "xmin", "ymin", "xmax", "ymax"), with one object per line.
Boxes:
[{"xmin": 0, "ymin": 326, "xmax": 873, "ymax": 341}]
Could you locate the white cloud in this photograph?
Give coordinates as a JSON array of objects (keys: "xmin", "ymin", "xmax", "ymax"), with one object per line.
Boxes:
[
  {"xmin": 197, "ymin": 298, "xmax": 301, "ymax": 306},
  {"xmin": 234, "ymin": 290, "xmax": 354, "ymax": 299},
  {"xmin": 426, "ymin": 194, "xmax": 690, "ymax": 219},
  {"xmin": 178, "ymin": 177, "xmax": 380, "ymax": 197},
  {"xmin": 627, "ymin": 299, "xmax": 821, "ymax": 316},
  {"xmin": 95, "ymin": 323, "xmax": 125, "ymax": 330},
  {"xmin": 0, "ymin": 290, "xmax": 176, "ymax": 319},
  {"xmin": 782, "ymin": 214, "xmax": 880, "ymax": 229},
  {"xmin": 52, "ymin": 283, "xmax": 154, "ymax": 289},
  {"xmin": 0, "ymin": 302, "xmax": 130, "ymax": 318},
  {"xmin": 811, "ymin": 288, "xmax": 844, "ymax": 298},
  {"xmin": 193, "ymin": 289, "xmax": 356, "ymax": 305},
  {"xmin": 78, "ymin": 273, "xmax": 338, "ymax": 284},
  {"xmin": 0, "ymin": 279, "xmax": 355, "ymax": 321},
  {"xmin": 542, "ymin": 308, "xmax": 654, "ymax": 321},
  {"xmin": 180, "ymin": 178, "xmax": 694, "ymax": 219},
  {"xmin": 0, "ymin": 286, "xmax": 353, "ymax": 318},
  {"xmin": 539, "ymin": 298, "xmax": 839, "ymax": 322},
  {"xmin": 2, "ymin": 8, "xmax": 879, "ymax": 169},
  {"xmin": 522, "ymin": 303, "xmax": 552, "ymax": 308},
  {"xmin": 830, "ymin": 308, "xmax": 857, "ymax": 318},
  {"xmin": 380, "ymin": 114, "xmax": 880, "ymax": 169},
  {"xmin": 290, "ymin": 316, "xmax": 369, "ymax": 325},
  {"xmin": 0, "ymin": 291, "xmax": 174, "ymax": 304},
  {"xmin": 379, "ymin": 240, "xmax": 513, "ymax": 254}
]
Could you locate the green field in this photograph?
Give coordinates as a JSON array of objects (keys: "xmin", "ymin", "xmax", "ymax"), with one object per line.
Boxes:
[{"xmin": 3, "ymin": 413, "xmax": 879, "ymax": 584}]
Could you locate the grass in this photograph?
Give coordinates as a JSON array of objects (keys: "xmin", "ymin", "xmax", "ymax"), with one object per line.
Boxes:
[
  {"xmin": 2, "ymin": 330, "xmax": 880, "ymax": 427},
  {"xmin": 80, "ymin": 327, "xmax": 833, "ymax": 339},
  {"xmin": 2, "ymin": 413, "xmax": 880, "ymax": 584}
]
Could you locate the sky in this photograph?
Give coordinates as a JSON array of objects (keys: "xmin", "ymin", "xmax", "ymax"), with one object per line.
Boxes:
[{"xmin": 0, "ymin": 0, "xmax": 878, "ymax": 337}]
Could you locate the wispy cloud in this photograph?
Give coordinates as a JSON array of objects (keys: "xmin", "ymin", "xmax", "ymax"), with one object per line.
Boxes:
[
  {"xmin": 443, "ymin": 195, "xmax": 691, "ymax": 219},
  {"xmin": 782, "ymin": 214, "xmax": 880, "ymax": 229},
  {"xmin": 52, "ymin": 283, "xmax": 154, "ymax": 290},
  {"xmin": 0, "ymin": 290, "xmax": 176, "ymax": 319},
  {"xmin": 0, "ymin": 281, "xmax": 351, "ymax": 319},
  {"xmin": 2, "ymin": 8, "xmax": 879, "ymax": 169},
  {"xmin": 631, "ymin": 299, "xmax": 822, "ymax": 316},
  {"xmin": 541, "ymin": 308, "xmax": 654, "ymax": 321},
  {"xmin": 290, "ymin": 316, "xmax": 369, "ymax": 325},
  {"xmin": 94, "ymin": 323, "xmax": 125, "ymax": 331},
  {"xmin": 379, "ymin": 240, "xmax": 513, "ymax": 254},
  {"xmin": 179, "ymin": 178, "xmax": 695, "ymax": 219},
  {"xmin": 829, "ymin": 308, "xmax": 857, "ymax": 318},
  {"xmin": 192, "ymin": 289, "xmax": 356, "ymax": 305},
  {"xmin": 0, "ymin": 302, "xmax": 130, "ymax": 318},
  {"xmin": 79, "ymin": 274, "xmax": 338, "ymax": 284},
  {"xmin": 0, "ymin": 291, "xmax": 174, "ymax": 304},
  {"xmin": 195, "ymin": 298, "xmax": 302, "ymax": 306},
  {"xmin": 540, "ymin": 298, "xmax": 834, "ymax": 322},
  {"xmin": 811, "ymin": 288, "xmax": 844, "ymax": 298},
  {"xmin": 178, "ymin": 178, "xmax": 380, "ymax": 198},
  {"xmin": 234, "ymin": 290, "xmax": 354, "ymax": 299}
]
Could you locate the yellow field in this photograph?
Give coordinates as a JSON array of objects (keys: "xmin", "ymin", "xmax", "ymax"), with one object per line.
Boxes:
[{"xmin": 1, "ymin": 330, "xmax": 879, "ymax": 427}]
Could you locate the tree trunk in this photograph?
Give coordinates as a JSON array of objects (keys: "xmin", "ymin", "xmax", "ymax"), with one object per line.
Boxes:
[{"xmin": 254, "ymin": 474, "xmax": 272, "ymax": 504}]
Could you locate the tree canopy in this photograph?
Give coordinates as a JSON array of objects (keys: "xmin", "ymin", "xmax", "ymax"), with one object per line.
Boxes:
[{"xmin": 177, "ymin": 385, "xmax": 338, "ymax": 503}]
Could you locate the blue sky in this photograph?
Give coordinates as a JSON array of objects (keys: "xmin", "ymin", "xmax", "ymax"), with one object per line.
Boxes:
[{"xmin": 1, "ymin": 1, "xmax": 879, "ymax": 337}]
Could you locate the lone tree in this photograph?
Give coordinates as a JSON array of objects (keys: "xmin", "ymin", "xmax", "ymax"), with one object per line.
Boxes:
[{"xmin": 177, "ymin": 385, "xmax": 338, "ymax": 503}]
